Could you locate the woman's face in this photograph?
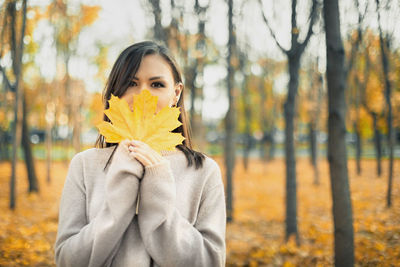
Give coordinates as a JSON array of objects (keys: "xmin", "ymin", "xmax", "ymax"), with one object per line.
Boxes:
[{"xmin": 121, "ymin": 54, "xmax": 182, "ymax": 113}]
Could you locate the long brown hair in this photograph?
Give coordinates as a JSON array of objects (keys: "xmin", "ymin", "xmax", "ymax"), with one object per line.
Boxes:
[{"xmin": 95, "ymin": 41, "xmax": 205, "ymax": 169}]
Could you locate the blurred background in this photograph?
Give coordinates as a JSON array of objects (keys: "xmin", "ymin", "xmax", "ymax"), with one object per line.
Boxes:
[{"xmin": 0, "ymin": 0, "xmax": 399, "ymax": 266}]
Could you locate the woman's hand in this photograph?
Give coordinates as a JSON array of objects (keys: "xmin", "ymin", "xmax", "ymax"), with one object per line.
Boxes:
[{"xmin": 126, "ymin": 139, "xmax": 166, "ymax": 167}]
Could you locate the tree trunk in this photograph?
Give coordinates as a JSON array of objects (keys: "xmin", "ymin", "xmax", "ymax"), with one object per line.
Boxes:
[
  {"xmin": 268, "ymin": 128, "xmax": 276, "ymax": 161},
  {"xmin": 46, "ymin": 116, "xmax": 52, "ymax": 184},
  {"xmin": 258, "ymin": 77, "xmax": 268, "ymax": 161},
  {"xmin": 0, "ymin": 129, "xmax": 9, "ymax": 160},
  {"xmin": 376, "ymin": 0, "xmax": 394, "ymax": 207},
  {"xmin": 188, "ymin": 67, "xmax": 197, "ymax": 132},
  {"xmin": 0, "ymin": 82, "xmax": 10, "ymax": 160},
  {"xmin": 312, "ymin": 72, "xmax": 323, "ymax": 185},
  {"xmin": 260, "ymin": 0, "xmax": 318, "ymax": 242},
  {"xmin": 0, "ymin": 82, "xmax": 9, "ymax": 161},
  {"xmin": 72, "ymin": 86, "xmax": 82, "ymax": 153},
  {"xmin": 309, "ymin": 122, "xmax": 320, "ymax": 185},
  {"xmin": 149, "ymin": 0, "xmax": 167, "ymax": 44},
  {"xmin": 372, "ymin": 113, "xmax": 382, "ymax": 177},
  {"xmin": 64, "ymin": 54, "xmax": 72, "ymax": 152},
  {"xmin": 10, "ymin": 0, "xmax": 28, "ymax": 210},
  {"xmin": 240, "ymin": 52, "xmax": 251, "ymax": 171},
  {"xmin": 22, "ymin": 94, "xmax": 39, "ymax": 192},
  {"xmin": 243, "ymin": 134, "xmax": 252, "ymax": 171},
  {"xmin": 284, "ymin": 54, "xmax": 300, "ymax": 243},
  {"xmin": 354, "ymin": 122, "xmax": 362, "ymax": 176},
  {"xmin": 224, "ymin": 0, "xmax": 235, "ymax": 222},
  {"xmin": 187, "ymin": 0, "xmax": 208, "ymax": 149},
  {"xmin": 354, "ymin": 75, "xmax": 362, "ymax": 176},
  {"xmin": 323, "ymin": 0, "xmax": 355, "ymax": 265},
  {"xmin": 259, "ymin": 0, "xmax": 318, "ymax": 241},
  {"xmin": 309, "ymin": 123, "xmax": 316, "ymax": 165}
]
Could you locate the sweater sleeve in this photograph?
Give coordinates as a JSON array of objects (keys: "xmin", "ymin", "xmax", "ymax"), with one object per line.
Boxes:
[
  {"xmin": 138, "ymin": 160, "xmax": 226, "ymax": 267},
  {"xmin": 55, "ymin": 144, "xmax": 144, "ymax": 267}
]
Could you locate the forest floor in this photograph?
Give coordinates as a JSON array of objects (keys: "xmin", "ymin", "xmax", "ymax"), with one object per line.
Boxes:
[{"xmin": 0, "ymin": 157, "xmax": 399, "ymax": 266}]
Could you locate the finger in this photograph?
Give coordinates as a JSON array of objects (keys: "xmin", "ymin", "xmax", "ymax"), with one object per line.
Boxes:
[
  {"xmin": 130, "ymin": 151, "xmax": 152, "ymax": 166},
  {"xmin": 121, "ymin": 139, "xmax": 130, "ymax": 148},
  {"xmin": 128, "ymin": 143, "xmax": 146, "ymax": 154},
  {"xmin": 128, "ymin": 140, "xmax": 142, "ymax": 151},
  {"xmin": 130, "ymin": 140, "xmax": 160, "ymax": 158},
  {"xmin": 131, "ymin": 140, "xmax": 151, "ymax": 149},
  {"xmin": 131, "ymin": 147, "xmax": 158, "ymax": 166},
  {"xmin": 120, "ymin": 139, "xmax": 133, "ymax": 153},
  {"xmin": 138, "ymin": 145, "xmax": 163, "ymax": 162},
  {"xmin": 129, "ymin": 140, "xmax": 164, "ymax": 162}
]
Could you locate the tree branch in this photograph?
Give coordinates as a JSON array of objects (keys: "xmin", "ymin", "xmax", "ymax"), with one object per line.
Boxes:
[
  {"xmin": 0, "ymin": 2, "xmax": 9, "ymax": 59},
  {"xmin": 298, "ymin": 0, "xmax": 319, "ymax": 53},
  {"xmin": 345, "ymin": 0, "xmax": 366, "ymax": 78},
  {"xmin": 18, "ymin": 0, "xmax": 28, "ymax": 73},
  {"xmin": 258, "ymin": 0, "xmax": 288, "ymax": 54},
  {"xmin": 291, "ymin": 0, "xmax": 298, "ymax": 48},
  {"xmin": 9, "ymin": 2, "xmax": 17, "ymax": 74},
  {"xmin": 0, "ymin": 64, "xmax": 14, "ymax": 92}
]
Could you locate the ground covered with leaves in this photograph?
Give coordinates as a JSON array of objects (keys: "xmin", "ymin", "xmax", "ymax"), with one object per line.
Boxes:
[
  {"xmin": 218, "ymin": 158, "xmax": 400, "ymax": 266},
  {"xmin": 0, "ymin": 157, "xmax": 398, "ymax": 266}
]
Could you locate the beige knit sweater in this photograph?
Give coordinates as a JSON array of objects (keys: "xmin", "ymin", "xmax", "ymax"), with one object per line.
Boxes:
[{"xmin": 54, "ymin": 144, "xmax": 226, "ymax": 267}]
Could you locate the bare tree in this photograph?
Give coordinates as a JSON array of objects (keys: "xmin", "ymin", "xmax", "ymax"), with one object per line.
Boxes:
[
  {"xmin": 259, "ymin": 0, "xmax": 319, "ymax": 242},
  {"xmin": 375, "ymin": 0, "xmax": 395, "ymax": 207},
  {"xmin": 345, "ymin": 0, "xmax": 368, "ymax": 176},
  {"xmin": 323, "ymin": 0, "xmax": 354, "ymax": 265}
]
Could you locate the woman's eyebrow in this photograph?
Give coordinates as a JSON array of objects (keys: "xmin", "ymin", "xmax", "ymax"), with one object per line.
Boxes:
[
  {"xmin": 149, "ymin": 76, "xmax": 164, "ymax": 80},
  {"xmin": 132, "ymin": 76, "xmax": 165, "ymax": 81}
]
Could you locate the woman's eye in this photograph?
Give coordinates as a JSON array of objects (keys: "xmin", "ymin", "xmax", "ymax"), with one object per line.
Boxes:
[
  {"xmin": 128, "ymin": 81, "xmax": 137, "ymax": 86},
  {"xmin": 152, "ymin": 82, "xmax": 164, "ymax": 88}
]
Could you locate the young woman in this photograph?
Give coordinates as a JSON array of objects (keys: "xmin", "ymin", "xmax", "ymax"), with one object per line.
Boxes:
[{"xmin": 54, "ymin": 41, "xmax": 226, "ymax": 267}]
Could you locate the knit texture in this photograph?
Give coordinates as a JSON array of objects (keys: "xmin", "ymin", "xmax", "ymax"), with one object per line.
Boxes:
[{"xmin": 54, "ymin": 144, "xmax": 226, "ymax": 267}]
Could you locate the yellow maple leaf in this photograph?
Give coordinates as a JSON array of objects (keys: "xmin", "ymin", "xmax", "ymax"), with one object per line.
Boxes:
[{"xmin": 96, "ymin": 89, "xmax": 185, "ymax": 153}]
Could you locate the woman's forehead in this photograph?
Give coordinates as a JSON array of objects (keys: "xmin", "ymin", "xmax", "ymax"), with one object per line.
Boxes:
[{"xmin": 134, "ymin": 54, "xmax": 174, "ymax": 79}]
